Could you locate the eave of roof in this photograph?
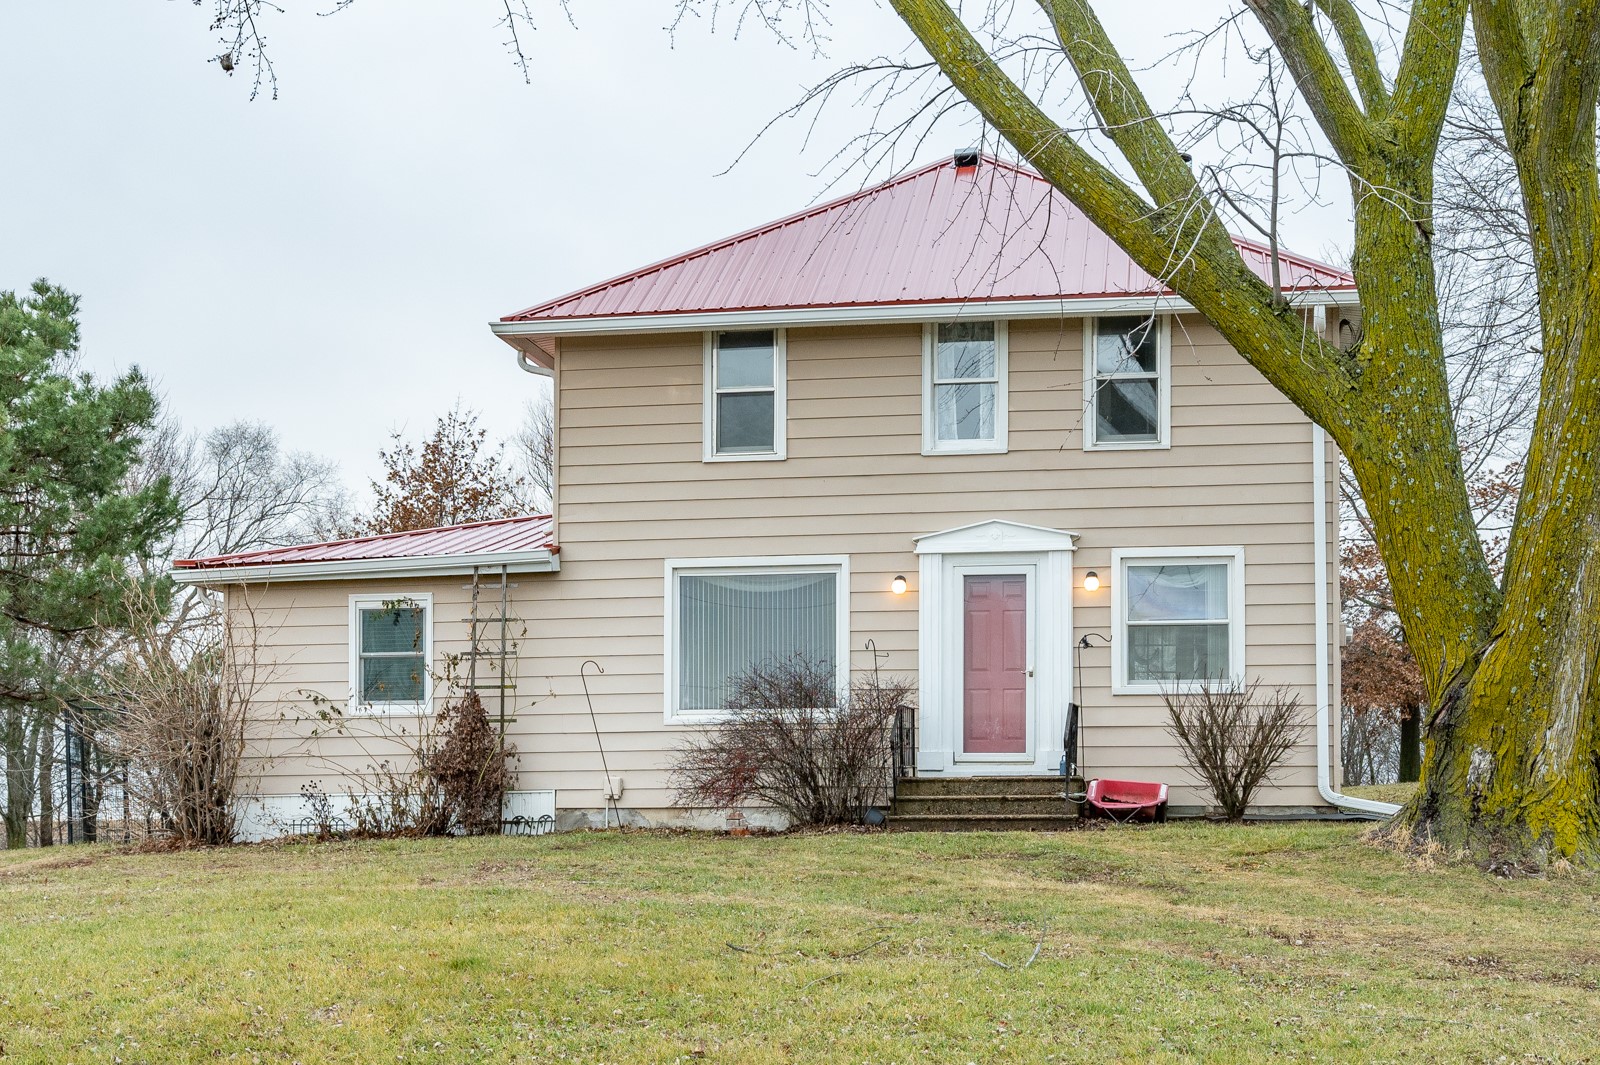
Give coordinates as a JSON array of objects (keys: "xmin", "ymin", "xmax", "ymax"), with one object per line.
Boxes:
[
  {"xmin": 171, "ymin": 549, "xmax": 559, "ymax": 586},
  {"xmin": 490, "ymin": 289, "xmax": 1358, "ymax": 347}
]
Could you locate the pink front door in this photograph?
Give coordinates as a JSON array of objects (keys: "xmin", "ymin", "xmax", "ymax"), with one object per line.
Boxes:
[{"xmin": 962, "ymin": 574, "xmax": 1029, "ymax": 755}]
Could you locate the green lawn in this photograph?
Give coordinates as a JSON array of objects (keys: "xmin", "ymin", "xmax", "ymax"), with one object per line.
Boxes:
[{"xmin": 3, "ymin": 825, "xmax": 1598, "ymax": 1064}]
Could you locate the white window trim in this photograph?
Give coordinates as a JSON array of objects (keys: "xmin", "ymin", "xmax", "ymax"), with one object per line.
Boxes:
[
  {"xmin": 663, "ymin": 555, "xmax": 851, "ymax": 725},
  {"xmin": 348, "ymin": 592, "xmax": 434, "ymax": 715},
  {"xmin": 1083, "ymin": 314, "xmax": 1172, "ymax": 451},
  {"xmin": 922, "ymin": 320, "xmax": 1008, "ymax": 455},
  {"xmin": 1110, "ymin": 547, "xmax": 1244, "ymax": 695},
  {"xmin": 703, "ymin": 329, "xmax": 787, "ymax": 462}
]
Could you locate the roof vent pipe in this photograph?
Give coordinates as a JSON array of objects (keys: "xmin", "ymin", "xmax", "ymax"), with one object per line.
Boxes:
[{"xmin": 953, "ymin": 148, "xmax": 980, "ymax": 168}]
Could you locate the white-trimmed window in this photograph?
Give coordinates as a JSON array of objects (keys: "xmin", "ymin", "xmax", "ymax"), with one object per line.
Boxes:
[
  {"xmin": 664, "ymin": 557, "xmax": 849, "ymax": 722},
  {"xmin": 704, "ymin": 329, "xmax": 786, "ymax": 461},
  {"xmin": 923, "ymin": 320, "xmax": 1007, "ymax": 453},
  {"xmin": 1084, "ymin": 315, "xmax": 1170, "ymax": 449},
  {"xmin": 349, "ymin": 593, "xmax": 433, "ymax": 712},
  {"xmin": 1111, "ymin": 549, "xmax": 1243, "ymax": 693}
]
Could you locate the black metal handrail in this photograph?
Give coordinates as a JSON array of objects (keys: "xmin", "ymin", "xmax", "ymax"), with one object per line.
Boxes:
[{"xmin": 888, "ymin": 703, "xmax": 916, "ymax": 805}]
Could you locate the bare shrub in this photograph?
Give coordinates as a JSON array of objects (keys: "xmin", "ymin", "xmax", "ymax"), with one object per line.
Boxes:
[
  {"xmin": 672, "ymin": 655, "xmax": 914, "ymax": 827},
  {"xmin": 340, "ymin": 752, "xmax": 450, "ymax": 838},
  {"xmin": 296, "ymin": 782, "xmax": 342, "ymax": 841},
  {"xmin": 1163, "ymin": 680, "xmax": 1304, "ymax": 821},
  {"xmin": 99, "ymin": 583, "xmax": 270, "ymax": 846},
  {"xmin": 301, "ymin": 683, "xmax": 516, "ymax": 838},
  {"xmin": 430, "ymin": 691, "xmax": 515, "ymax": 836}
]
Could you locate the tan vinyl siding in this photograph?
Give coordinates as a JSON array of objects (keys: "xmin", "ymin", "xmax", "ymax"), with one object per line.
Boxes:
[{"xmin": 237, "ymin": 314, "xmax": 1339, "ymax": 819}]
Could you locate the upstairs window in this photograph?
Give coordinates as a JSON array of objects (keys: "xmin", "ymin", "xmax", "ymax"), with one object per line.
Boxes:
[
  {"xmin": 1086, "ymin": 315, "xmax": 1169, "ymax": 449},
  {"xmin": 705, "ymin": 330, "xmax": 786, "ymax": 461},
  {"xmin": 1111, "ymin": 549, "xmax": 1243, "ymax": 693},
  {"xmin": 924, "ymin": 321, "xmax": 1008, "ymax": 454},
  {"xmin": 350, "ymin": 594, "xmax": 432, "ymax": 711}
]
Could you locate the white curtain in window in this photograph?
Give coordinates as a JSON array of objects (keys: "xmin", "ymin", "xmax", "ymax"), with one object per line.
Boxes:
[
  {"xmin": 678, "ymin": 571, "xmax": 836, "ymax": 711},
  {"xmin": 1125, "ymin": 564, "xmax": 1231, "ymax": 682},
  {"xmin": 1126, "ymin": 564, "xmax": 1228, "ymax": 620}
]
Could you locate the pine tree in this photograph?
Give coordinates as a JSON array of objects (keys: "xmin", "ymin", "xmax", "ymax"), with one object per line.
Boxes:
[{"xmin": 0, "ymin": 281, "xmax": 177, "ymax": 848}]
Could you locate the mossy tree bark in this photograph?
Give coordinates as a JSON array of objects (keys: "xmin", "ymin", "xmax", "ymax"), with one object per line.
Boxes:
[{"xmin": 887, "ymin": 0, "xmax": 1600, "ymax": 862}]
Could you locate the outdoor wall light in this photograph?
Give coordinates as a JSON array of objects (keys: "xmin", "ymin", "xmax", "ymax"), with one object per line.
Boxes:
[
  {"xmin": 1083, "ymin": 571, "xmax": 1101, "ymax": 592},
  {"xmin": 890, "ymin": 575, "xmax": 909, "ymax": 595}
]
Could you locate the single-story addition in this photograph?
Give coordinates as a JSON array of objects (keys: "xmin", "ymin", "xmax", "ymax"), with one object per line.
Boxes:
[{"xmin": 175, "ymin": 152, "xmax": 1395, "ymax": 836}]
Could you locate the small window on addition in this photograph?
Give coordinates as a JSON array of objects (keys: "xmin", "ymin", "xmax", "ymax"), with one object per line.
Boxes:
[
  {"xmin": 1086, "ymin": 315, "xmax": 1168, "ymax": 449},
  {"xmin": 350, "ymin": 594, "xmax": 431, "ymax": 711},
  {"xmin": 707, "ymin": 329, "xmax": 785, "ymax": 460},
  {"xmin": 924, "ymin": 321, "xmax": 1007, "ymax": 454}
]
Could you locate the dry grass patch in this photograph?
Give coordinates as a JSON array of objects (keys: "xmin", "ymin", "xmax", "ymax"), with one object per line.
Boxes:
[
  {"xmin": 1344, "ymin": 782, "xmax": 1421, "ymax": 805},
  {"xmin": 2, "ymin": 824, "xmax": 1599, "ymax": 1063}
]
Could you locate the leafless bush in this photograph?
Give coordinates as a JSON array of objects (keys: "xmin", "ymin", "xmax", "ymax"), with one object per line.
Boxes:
[
  {"xmin": 431, "ymin": 691, "xmax": 515, "ymax": 836},
  {"xmin": 672, "ymin": 655, "xmax": 914, "ymax": 827},
  {"xmin": 301, "ymin": 683, "xmax": 516, "ymax": 838},
  {"xmin": 99, "ymin": 582, "xmax": 270, "ymax": 846},
  {"xmin": 338, "ymin": 749, "xmax": 452, "ymax": 839},
  {"xmin": 1163, "ymin": 680, "xmax": 1303, "ymax": 821}
]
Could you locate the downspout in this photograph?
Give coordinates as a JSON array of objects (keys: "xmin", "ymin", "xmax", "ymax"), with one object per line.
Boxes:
[
  {"xmin": 1311, "ymin": 304, "xmax": 1400, "ymax": 818},
  {"xmin": 517, "ymin": 351, "xmax": 552, "ymax": 378}
]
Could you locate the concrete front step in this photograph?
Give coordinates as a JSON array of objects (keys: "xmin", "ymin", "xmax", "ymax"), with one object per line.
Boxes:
[
  {"xmin": 892, "ymin": 793, "xmax": 1071, "ymax": 817},
  {"xmin": 886, "ymin": 812, "xmax": 1081, "ymax": 832},
  {"xmin": 895, "ymin": 775, "xmax": 1068, "ymax": 798}
]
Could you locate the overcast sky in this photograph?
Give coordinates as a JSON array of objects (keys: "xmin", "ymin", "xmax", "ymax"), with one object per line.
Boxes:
[{"xmin": 3, "ymin": 2, "xmax": 1352, "ymax": 497}]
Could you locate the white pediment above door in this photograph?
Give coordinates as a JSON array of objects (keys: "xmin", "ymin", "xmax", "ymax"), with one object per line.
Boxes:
[{"xmin": 913, "ymin": 519, "xmax": 1079, "ymax": 556}]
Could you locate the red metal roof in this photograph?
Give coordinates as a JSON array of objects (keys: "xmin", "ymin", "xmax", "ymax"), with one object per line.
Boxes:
[
  {"xmin": 503, "ymin": 154, "xmax": 1354, "ymax": 324},
  {"xmin": 173, "ymin": 514, "xmax": 555, "ymax": 570}
]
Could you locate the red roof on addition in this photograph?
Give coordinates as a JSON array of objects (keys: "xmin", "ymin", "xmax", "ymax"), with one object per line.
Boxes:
[
  {"xmin": 502, "ymin": 154, "xmax": 1354, "ymax": 324},
  {"xmin": 173, "ymin": 514, "xmax": 555, "ymax": 570}
]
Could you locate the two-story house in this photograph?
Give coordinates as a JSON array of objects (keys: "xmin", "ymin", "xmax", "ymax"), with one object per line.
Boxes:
[{"xmin": 176, "ymin": 153, "xmax": 1385, "ymax": 835}]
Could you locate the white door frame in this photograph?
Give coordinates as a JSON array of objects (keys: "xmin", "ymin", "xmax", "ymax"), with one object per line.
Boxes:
[{"xmin": 913, "ymin": 520, "xmax": 1077, "ymax": 776}]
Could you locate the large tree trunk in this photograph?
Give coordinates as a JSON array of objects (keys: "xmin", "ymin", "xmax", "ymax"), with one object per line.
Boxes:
[
  {"xmin": 1382, "ymin": 2, "xmax": 1600, "ymax": 865},
  {"xmin": 1395, "ymin": 306, "xmax": 1600, "ymax": 860}
]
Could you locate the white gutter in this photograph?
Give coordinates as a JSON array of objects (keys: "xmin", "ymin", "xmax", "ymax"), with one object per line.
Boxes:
[
  {"xmin": 1311, "ymin": 303, "xmax": 1400, "ymax": 818},
  {"xmin": 491, "ymin": 290, "xmax": 1359, "ymax": 341},
  {"xmin": 170, "ymin": 548, "xmax": 560, "ymax": 586}
]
